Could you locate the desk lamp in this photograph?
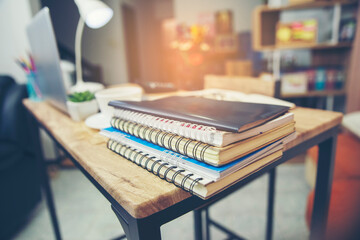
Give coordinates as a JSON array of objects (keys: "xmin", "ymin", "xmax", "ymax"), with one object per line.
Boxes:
[{"xmin": 71, "ymin": 0, "xmax": 113, "ymax": 93}]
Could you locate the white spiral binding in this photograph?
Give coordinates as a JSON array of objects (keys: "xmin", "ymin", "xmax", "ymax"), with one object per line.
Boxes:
[
  {"xmin": 159, "ymin": 150, "xmax": 185, "ymax": 167},
  {"xmin": 114, "ymin": 109, "xmax": 217, "ymax": 143},
  {"xmin": 111, "ymin": 131, "xmax": 132, "ymax": 147}
]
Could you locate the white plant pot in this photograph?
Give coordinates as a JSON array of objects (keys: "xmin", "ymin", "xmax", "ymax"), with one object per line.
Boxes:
[{"xmin": 66, "ymin": 99, "xmax": 99, "ymax": 122}]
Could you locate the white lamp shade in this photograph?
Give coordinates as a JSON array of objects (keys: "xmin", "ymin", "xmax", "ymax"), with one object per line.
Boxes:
[{"xmin": 75, "ymin": 0, "xmax": 113, "ymax": 29}]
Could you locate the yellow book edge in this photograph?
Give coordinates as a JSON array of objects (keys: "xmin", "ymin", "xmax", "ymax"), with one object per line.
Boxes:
[{"xmin": 197, "ymin": 150, "xmax": 282, "ymax": 199}]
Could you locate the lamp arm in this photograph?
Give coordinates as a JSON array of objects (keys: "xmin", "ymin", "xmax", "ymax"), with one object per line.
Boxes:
[
  {"xmin": 75, "ymin": 17, "xmax": 85, "ymax": 85},
  {"xmin": 70, "ymin": 16, "xmax": 104, "ymax": 93}
]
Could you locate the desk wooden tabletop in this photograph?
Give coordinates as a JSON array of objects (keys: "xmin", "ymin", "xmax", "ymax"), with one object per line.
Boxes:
[{"xmin": 23, "ymin": 100, "xmax": 342, "ymax": 219}]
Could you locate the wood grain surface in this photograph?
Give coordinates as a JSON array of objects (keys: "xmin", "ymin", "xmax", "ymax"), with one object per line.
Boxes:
[
  {"xmin": 23, "ymin": 100, "xmax": 342, "ymax": 218},
  {"xmin": 285, "ymin": 107, "xmax": 343, "ymax": 150}
]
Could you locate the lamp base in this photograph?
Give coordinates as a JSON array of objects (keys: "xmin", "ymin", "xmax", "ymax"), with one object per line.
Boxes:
[{"xmin": 70, "ymin": 81, "xmax": 104, "ymax": 93}]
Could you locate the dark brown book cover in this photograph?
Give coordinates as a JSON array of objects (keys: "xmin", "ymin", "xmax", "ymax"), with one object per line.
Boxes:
[{"xmin": 109, "ymin": 96, "xmax": 289, "ymax": 132}]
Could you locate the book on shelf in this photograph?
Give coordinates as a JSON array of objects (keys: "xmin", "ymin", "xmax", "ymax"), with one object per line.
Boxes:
[
  {"xmin": 105, "ymin": 136, "xmax": 283, "ymax": 199},
  {"xmin": 108, "ymin": 96, "xmax": 290, "ymax": 132},
  {"xmin": 109, "ymin": 116, "xmax": 295, "ymax": 166},
  {"xmin": 101, "ymin": 127, "xmax": 296, "ymax": 181},
  {"xmin": 111, "ymin": 112, "xmax": 294, "ymax": 147}
]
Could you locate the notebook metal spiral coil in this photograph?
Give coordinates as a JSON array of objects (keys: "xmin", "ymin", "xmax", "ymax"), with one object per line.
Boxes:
[
  {"xmin": 159, "ymin": 150, "xmax": 181, "ymax": 167},
  {"xmin": 107, "ymin": 139, "xmax": 203, "ymax": 195},
  {"xmin": 162, "ymin": 166, "xmax": 177, "ymax": 182},
  {"xmin": 110, "ymin": 118, "xmax": 211, "ymax": 162},
  {"xmin": 104, "ymin": 127, "xmax": 189, "ymax": 166},
  {"xmin": 114, "ymin": 109, "xmax": 218, "ymax": 143}
]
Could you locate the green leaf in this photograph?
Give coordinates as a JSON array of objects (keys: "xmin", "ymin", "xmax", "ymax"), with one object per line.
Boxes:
[{"xmin": 67, "ymin": 91, "xmax": 95, "ymax": 102}]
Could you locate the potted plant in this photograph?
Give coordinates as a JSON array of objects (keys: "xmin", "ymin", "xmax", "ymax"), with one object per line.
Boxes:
[{"xmin": 66, "ymin": 91, "xmax": 99, "ymax": 121}]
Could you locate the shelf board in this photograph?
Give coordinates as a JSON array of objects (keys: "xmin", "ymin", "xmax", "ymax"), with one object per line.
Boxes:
[
  {"xmin": 261, "ymin": 0, "xmax": 358, "ymax": 12},
  {"xmin": 258, "ymin": 42, "xmax": 353, "ymax": 51},
  {"xmin": 281, "ymin": 89, "xmax": 346, "ymax": 98}
]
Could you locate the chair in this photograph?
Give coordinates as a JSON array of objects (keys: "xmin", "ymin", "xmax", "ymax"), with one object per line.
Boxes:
[
  {"xmin": 305, "ymin": 118, "xmax": 360, "ymax": 239},
  {"xmin": 204, "ymin": 74, "xmax": 278, "ymax": 97},
  {"xmin": 0, "ymin": 75, "xmax": 42, "ymax": 239}
]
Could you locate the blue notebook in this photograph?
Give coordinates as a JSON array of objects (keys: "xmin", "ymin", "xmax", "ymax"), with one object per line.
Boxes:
[{"xmin": 101, "ymin": 127, "xmax": 283, "ymax": 181}]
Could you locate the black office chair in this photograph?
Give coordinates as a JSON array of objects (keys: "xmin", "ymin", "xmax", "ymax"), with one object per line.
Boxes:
[{"xmin": 0, "ymin": 75, "xmax": 42, "ymax": 239}]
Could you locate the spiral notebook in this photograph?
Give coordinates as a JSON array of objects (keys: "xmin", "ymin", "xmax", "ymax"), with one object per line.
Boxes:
[
  {"xmin": 110, "ymin": 116, "xmax": 295, "ymax": 166},
  {"xmin": 105, "ymin": 137, "xmax": 283, "ymax": 199},
  {"xmin": 108, "ymin": 96, "xmax": 290, "ymax": 132},
  {"xmin": 101, "ymin": 127, "xmax": 291, "ymax": 181},
  {"xmin": 112, "ymin": 109, "xmax": 294, "ymax": 147}
]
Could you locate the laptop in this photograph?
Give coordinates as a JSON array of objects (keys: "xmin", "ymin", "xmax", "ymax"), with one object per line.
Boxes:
[{"xmin": 26, "ymin": 7, "xmax": 68, "ymax": 113}]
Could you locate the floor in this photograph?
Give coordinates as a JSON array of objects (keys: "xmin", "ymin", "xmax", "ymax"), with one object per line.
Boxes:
[{"xmin": 13, "ymin": 163, "xmax": 310, "ymax": 240}]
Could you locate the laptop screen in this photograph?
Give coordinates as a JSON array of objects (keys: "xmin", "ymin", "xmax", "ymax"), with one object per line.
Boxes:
[{"xmin": 26, "ymin": 7, "xmax": 68, "ymax": 113}]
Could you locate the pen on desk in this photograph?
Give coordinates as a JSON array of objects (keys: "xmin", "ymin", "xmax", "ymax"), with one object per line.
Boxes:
[
  {"xmin": 15, "ymin": 59, "xmax": 30, "ymax": 74},
  {"xmin": 26, "ymin": 55, "xmax": 42, "ymax": 97},
  {"xmin": 15, "ymin": 57, "xmax": 43, "ymax": 98},
  {"xmin": 20, "ymin": 57, "xmax": 32, "ymax": 71},
  {"xmin": 29, "ymin": 53, "xmax": 37, "ymax": 72},
  {"xmin": 30, "ymin": 75, "xmax": 43, "ymax": 98}
]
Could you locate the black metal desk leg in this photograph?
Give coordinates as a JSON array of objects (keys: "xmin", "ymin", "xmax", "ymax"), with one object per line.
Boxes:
[
  {"xmin": 112, "ymin": 205, "xmax": 161, "ymax": 240},
  {"xmin": 266, "ymin": 168, "xmax": 276, "ymax": 240},
  {"xmin": 28, "ymin": 114, "xmax": 62, "ymax": 240},
  {"xmin": 310, "ymin": 134, "xmax": 337, "ymax": 240},
  {"xmin": 194, "ymin": 209, "xmax": 203, "ymax": 240},
  {"xmin": 205, "ymin": 208, "xmax": 210, "ymax": 240}
]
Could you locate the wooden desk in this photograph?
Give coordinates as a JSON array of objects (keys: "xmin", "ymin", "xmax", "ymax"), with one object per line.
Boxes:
[{"xmin": 24, "ymin": 100, "xmax": 342, "ymax": 240}]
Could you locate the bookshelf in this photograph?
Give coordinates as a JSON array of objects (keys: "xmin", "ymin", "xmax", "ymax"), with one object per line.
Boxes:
[
  {"xmin": 259, "ymin": 0, "xmax": 357, "ymax": 12},
  {"xmin": 281, "ymin": 89, "xmax": 346, "ymax": 98},
  {"xmin": 253, "ymin": 1, "xmax": 357, "ymax": 50},
  {"xmin": 256, "ymin": 42, "xmax": 352, "ymax": 51},
  {"xmin": 252, "ymin": 0, "xmax": 358, "ymax": 102}
]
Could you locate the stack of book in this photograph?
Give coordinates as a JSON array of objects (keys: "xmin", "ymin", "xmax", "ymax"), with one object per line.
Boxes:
[{"xmin": 101, "ymin": 96, "xmax": 296, "ymax": 199}]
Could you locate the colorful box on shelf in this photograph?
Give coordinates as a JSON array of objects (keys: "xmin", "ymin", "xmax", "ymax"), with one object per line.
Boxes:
[
  {"xmin": 281, "ymin": 72, "xmax": 308, "ymax": 95},
  {"xmin": 276, "ymin": 19, "xmax": 317, "ymax": 47},
  {"xmin": 281, "ymin": 67, "xmax": 345, "ymax": 95}
]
